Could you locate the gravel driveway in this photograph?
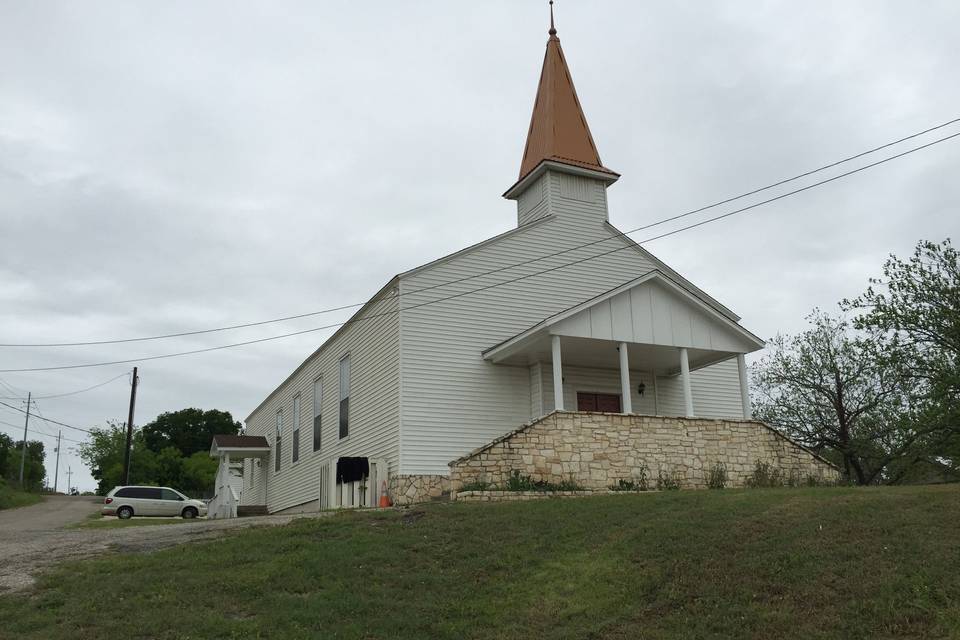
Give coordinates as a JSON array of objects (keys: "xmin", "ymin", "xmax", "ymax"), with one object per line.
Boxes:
[{"xmin": 0, "ymin": 495, "xmax": 326, "ymax": 591}]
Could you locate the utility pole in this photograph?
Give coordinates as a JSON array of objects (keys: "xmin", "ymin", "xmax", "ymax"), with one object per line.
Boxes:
[
  {"xmin": 18, "ymin": 391, "xmax": 31, "ymax": 487},
  {"xmin": 53, "ymin": 430, "xmax": 62, "ymax": 493},
  {"xmin": 66, "ymin": 466, "xmax": 73, "ymax": 494},
  {"xmin": 122, "ymin": 367, "xmax": 139, "ymax": 486}
]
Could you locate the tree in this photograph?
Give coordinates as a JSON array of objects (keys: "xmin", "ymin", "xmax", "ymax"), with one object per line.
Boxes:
[
  {"xmin": 845, "ymin": 238, "xmax": 960, "ymax": 478},
  {"xmin": 142, "ymin": 408, "xmax": 241, "ymax": 457},
  {"xmin": 79, "ymin": 421, "xmax": 158, "ymax": 495},
  {"xmin": 751, "ymin": 311, "xmax": 911, "ymax": 484},
  {"xmin": 80, "ymin": 409, "xmax": 241, "ymax": 495},
  {"xmin": 0, "ymin": 437, "xmax": 46, "ymax": 491},
  {"xmin": 0, "ymin": 433, "xmax": 12, "ymax": 479},
  {"xmin": 181, "ymin": 452, "xmax": 218, "ymax": 497}
]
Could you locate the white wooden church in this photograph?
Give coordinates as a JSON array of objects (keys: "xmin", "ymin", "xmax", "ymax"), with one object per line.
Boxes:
[{"xmin": 208, "ymin": 12, "xmax": 829, "ymax": 516}]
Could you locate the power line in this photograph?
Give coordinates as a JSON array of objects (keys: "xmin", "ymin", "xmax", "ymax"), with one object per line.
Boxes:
[
  {"xmin": 2, "ymin": 127, "xmax": 959, "ymax": 373},
  {"xmin": 0, "ymin": 420, "xmax": 85, "ymax": 445},
  {"xmin": 0, "ymin": 372, "xmax": 129, "ymax": 401},
  {"xmin": 0, "ymin": 400, "xmax": 94, "ymax": 434},
  {"xmin": 3, "ymin": 116, "xmax": 959, "ymax": 350}
]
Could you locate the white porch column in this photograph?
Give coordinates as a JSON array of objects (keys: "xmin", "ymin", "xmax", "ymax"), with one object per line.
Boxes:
[
  {"xmin": 737, "ymin": 354, "xmax": 752, "ymax": 419},
  {"xmin": 679, "ymin": 347, "xmax": 694, "ymax": 418},
  {"xmin": 551, "ymin": 334, "xmax": 564, "ymax": 411},
  {"xmin": 618, "ymin": 342, "xmax": 632, "ymax": 414}
]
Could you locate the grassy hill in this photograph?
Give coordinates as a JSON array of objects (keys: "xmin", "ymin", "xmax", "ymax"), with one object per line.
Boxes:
[
  {"xmin": 0, "ymin": 479, "xmax": 42, "ymax": 510},
  {"xmin": 2, "ymin": 485, "xmax": 959, "ymax": 639}
]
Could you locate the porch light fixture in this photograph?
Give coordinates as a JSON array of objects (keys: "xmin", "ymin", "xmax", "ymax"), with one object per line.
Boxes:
[{"xmin": 637, "ymin": 382, "xmax": 646, "ymax": 396}]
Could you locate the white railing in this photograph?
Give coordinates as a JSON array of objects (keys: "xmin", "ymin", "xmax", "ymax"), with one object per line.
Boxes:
[{"xmin": 210, "ymin": 455, "xmax": 241, "ymax": 519}]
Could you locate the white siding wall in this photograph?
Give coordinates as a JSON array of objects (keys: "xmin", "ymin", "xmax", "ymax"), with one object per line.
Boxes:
[
  {"xmin": 517, "ymin": 174, "xmax": 549, "ymax": 225},
  {"xmin": 400, "ymin": 169, "xmax": 662, "ymax": 475},
  {"xmin": 245, "ymin": 289, "xmax": 400, "ymax": 513},
  {"xmin": 239, "ymin": 458, "xmax": 267, "ymax": 506},
  {"xmin": 656, "ymin": 358, "xmax": 745, "ymax": 420}
]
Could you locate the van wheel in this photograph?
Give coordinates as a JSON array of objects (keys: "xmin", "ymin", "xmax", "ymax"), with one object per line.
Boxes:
[
  {"xmin": 117, "ymin": 506, "xmax": 134, "ymax": 520},
  {"xmin": 182, "ymin": 507, "xmax": 198, "ymax": 519}
]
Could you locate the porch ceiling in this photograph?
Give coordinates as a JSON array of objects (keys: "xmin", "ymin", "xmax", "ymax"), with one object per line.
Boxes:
[{"xmin": 487, "ymin": 334, "xmax": 736, "ymax": 374}]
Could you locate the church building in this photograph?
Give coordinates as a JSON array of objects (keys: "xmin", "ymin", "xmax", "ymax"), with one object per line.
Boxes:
[{"xmin": 208, "ymin": 10, "xmax": 836, "ymax": 516}]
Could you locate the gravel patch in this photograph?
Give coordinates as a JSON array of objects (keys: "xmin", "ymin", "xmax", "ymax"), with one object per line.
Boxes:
[{"xmin": 0, "ymin": 495, "xmax": 328, "ymax": 591}]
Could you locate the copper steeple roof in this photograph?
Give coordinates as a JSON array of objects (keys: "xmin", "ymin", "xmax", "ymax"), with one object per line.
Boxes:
[{"xmin": 517, "ymin": 4, "xmax": 616, "ymax": 181}]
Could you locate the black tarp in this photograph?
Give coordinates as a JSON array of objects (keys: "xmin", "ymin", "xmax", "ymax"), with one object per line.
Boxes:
[{"xmin": 336, "ymin": 457, "xmax": 369, "ymax": 483}]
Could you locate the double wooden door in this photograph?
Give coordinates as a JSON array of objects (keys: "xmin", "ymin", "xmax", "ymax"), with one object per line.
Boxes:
[{"xmin": 576, "ymin": 392, "xmax": 622, "ymax": 413}]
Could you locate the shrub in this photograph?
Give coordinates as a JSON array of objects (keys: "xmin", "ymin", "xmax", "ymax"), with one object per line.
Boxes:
[
  {"xmin": 610, "ymin": 464, "xmax": 650, "ymax": 492},
  {"xmin": 656, "ymin": 470, "xmax": 680, "ymax": 491},
  {"xmin": 745, "ymin": 460, "xmax": 784, "ymax": 488},
  {"xmin": 457, "ymin": 479, "xmax": 493, "ymax": 492},
  {"xmin": 707, "ymin": 462, "xmax": 727, "ymax": 489},
  {"xmin": 504, "ymin": 470, "xmax": 583, "ymax": 492}
]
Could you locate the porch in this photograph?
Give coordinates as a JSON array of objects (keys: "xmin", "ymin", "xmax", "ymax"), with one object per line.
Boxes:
[
  {"xmin": 483, "ymin": 270, "xmax": 765, "ymax": 420},
  {"xmin": 208, "ymin": 434, "xmax": 271, "ymax": 519}
]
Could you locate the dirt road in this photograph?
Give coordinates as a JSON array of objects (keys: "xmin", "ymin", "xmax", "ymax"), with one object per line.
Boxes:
[{"xmin": 0, "ymin": 496, "xmax": 326, "ymax": 591}]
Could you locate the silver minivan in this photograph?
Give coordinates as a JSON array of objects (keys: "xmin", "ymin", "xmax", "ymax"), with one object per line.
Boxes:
[{"xmin": 102, "ymin": 485, "xmax": 208, "ymax": 519}]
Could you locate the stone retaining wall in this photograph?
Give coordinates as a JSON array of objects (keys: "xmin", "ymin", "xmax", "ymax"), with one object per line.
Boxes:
[
  {"xmin": 388, "ymin": 474, "xmax": 451, "ymax": 506},
  {"xmin": 449, "ymin": 412, "xmax": 839, "ymax": 493}
]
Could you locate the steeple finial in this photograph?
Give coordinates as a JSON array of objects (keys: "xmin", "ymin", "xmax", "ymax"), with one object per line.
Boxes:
[{"xmin": 548, "ymin": 0, "xmax": 557, "ymax": 36}]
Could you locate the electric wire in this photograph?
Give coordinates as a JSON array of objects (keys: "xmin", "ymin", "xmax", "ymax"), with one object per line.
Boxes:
[
  {"xmin": 3, "ymin": 128, "xmax": 959, "ymax": 374},
  {"xmin": 0, "ymin": 372, "xmax": 130, "ymax": 401},
  {"xmin": 0, "ymin": 400, "xmax": 94, "ymax": 434},
  {"xmin": 3, "ymin": 116, "xmax": 959, "ymax": 350}
]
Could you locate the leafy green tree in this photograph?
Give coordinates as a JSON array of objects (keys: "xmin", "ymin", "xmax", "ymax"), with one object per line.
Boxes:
[
  {"xmin": 142, "ymin": 408, "xmax": 241, "ymax": 457},
  {"xmin": 751, "ymin": 311, "xmax": 911, "ymax": 484},
  {"xmin": 0, "ymin": 433, "xmax": 12, "ymax": 479},
  {"xmin": 80, "ymin": 409, "xmax": 241, "ymax": 495},
  {"xmin": 79, "ymin": 421, "xmax": 158, "ymax": 495},
  {"xmin": 181, "ymin": 452, "xmax": 218, "ymax": 496},
  {"xmin": 1, "ymin": 438, "xmax": 46, "ymax": 491},
  {"xmin": 845, "ymin": 238, "xmax": 960, "ymax": 479}
]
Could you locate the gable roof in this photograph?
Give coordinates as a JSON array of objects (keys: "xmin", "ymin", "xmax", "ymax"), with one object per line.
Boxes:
[
  {"xmin": 483, "ymin": 269, "xmax": 764, "ymax": 362},
  {"xmin": 211, "ymin": 434, "xmax": 269, "ymax": 449}
]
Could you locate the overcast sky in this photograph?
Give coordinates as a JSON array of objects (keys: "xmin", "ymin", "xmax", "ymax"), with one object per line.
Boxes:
[{"xmin": 1, "ymin": 1, "xmax": 957, "ymax": 492}]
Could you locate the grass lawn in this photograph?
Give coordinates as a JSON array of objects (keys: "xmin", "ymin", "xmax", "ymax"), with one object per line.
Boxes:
[
  {"xmin": 2, "ymin": 485, "xmax": 959, "ymax": 639},
  {"xmin": 0, "ymin": 480, "xmax": 42, "ymax": 510}
]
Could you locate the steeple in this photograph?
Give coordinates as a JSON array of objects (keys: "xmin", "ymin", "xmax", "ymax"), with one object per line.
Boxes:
[{"xmin": 515, "ymin": 2, "xmax": 617, "ymax": 183}]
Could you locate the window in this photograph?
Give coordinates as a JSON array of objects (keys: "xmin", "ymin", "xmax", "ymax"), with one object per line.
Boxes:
[
  {"xmin": 339, "ymin": 355, "xmax": 350, "ymax": 439},
  {"xmin": 292, "ymin": 394, "xmax": 301, "ymax": 463},
  {"xmin": 275, "ymin": 410, "xmax": 283, "ymax": 473},
  {"xmin": 160, "ymin": 488, "xmax": 183, "ymax": 501},
  {"xmin": 116, "ymin": 487, "xmax": 161, "ymax": 499},
  {"xmin": 313, "ymin": 378, "xmax": 322, "ymax": 451}
]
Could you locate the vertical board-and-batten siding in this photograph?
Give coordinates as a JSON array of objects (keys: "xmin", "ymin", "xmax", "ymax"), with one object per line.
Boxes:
[
  {"xmin": 245, "ymin": 288, "xmax": 400, "ymax": 513},
  {"xmin": 400, "ymin": 169, "xmax": 746, "ymax": 475}
]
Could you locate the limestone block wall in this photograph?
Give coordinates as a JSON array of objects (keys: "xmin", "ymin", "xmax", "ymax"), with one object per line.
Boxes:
[
  {"xmin": 449, "ymin": 412, "xmax": 839, "ymax": 492},
  {"xmin": 388, "ymin": 474, "xmax": 451, "ymax": 506}
]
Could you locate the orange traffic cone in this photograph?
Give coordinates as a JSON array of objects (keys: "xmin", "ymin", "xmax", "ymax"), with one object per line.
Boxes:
[{"xmin": 379, "ymin": 480, "xmax": 392, "ymax": 508}]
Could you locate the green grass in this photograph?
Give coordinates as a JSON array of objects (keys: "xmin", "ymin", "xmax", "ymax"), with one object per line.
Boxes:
[
  {"xmin": 2, "ymin": 485, "xmax": 960, "ymax": 639},
  {"xmin": 0, "ymin": 480, "xmax": 42, "ymax": 510}
]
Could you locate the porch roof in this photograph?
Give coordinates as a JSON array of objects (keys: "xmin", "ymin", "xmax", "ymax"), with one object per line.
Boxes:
[
  {"xmin": 209, "ymin": 434, "xmax": 271, "ymax": 459},
  {"xmin": 482, "ymin": 270, "xmax": 765, "ymax": 371}
]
